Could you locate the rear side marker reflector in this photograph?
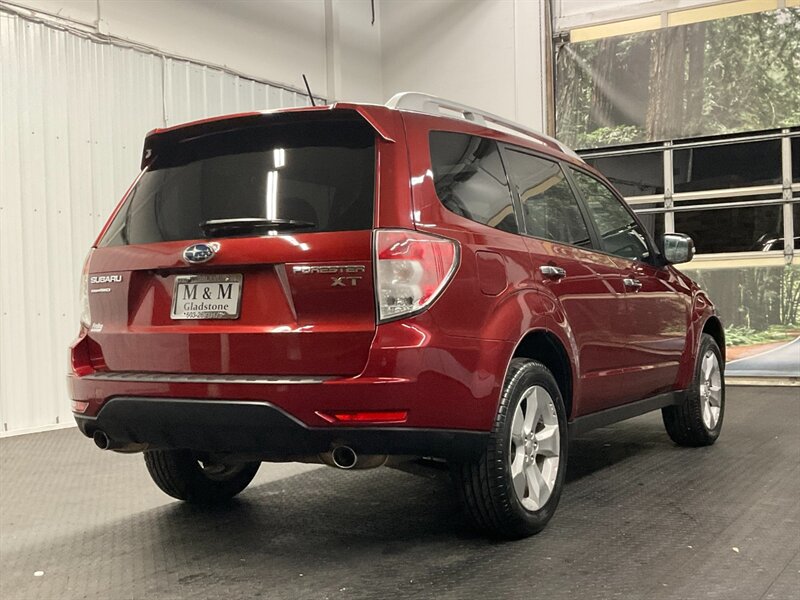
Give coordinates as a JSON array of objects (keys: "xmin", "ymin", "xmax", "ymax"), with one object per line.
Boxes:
[
  {"xmin": 71, "ymin": 401, "xmax": 90, "ymax": 414},
  {"xmin": 374, "ymin": 229, "xmax": 459, "ymax": 322},
  {"xmin": 316, "ymin": 410, "xmax": 408, "ymax": 424}
]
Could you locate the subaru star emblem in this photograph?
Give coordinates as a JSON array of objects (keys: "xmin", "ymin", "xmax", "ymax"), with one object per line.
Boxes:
[{"xmin": 182, "ymin": 242, "xmax": 219, "ymax": 264}]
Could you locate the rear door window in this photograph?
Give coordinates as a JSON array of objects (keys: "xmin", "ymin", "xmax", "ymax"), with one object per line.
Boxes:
[
  {"xmin": 100, "ymin": 118, "xmax": 375, "ymax": 246},
  {"xmin": 503, "ymin": 149, "xmax": 593, "ymax": 248},
  {"xmin": 429, "ymin": 131, "xmax": 518, "ymax": 234},
  {"xmin": 569, "ymin": 169, "xmax": 652, "ymax": 263}
]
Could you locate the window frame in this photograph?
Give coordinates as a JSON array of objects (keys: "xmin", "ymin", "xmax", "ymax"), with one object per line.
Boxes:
[
  {"xmin": 498, "ymin": 142, "xmax": 601, "ymax": 252},
  {"xmin": 565, "ymin": 165, "xmax": 664, "ymax": 267}
]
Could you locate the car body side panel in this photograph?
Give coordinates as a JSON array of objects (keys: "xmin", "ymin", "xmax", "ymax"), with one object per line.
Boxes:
[
  {"xmin": 523, "ymin": 237, "xmax": 634, "ymax": 415},
  {"xmin": 676, "ymin": 284, "xmax": 721, "ymax": 390},
  {"xmin": 617, "ymin": 260, "xmax": 692, "ymax": 398}
]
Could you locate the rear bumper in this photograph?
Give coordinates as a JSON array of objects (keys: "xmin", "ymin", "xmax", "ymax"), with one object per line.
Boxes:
[
  {"xmin": 74, "ymin": 397, "xmax": 488, "ymax": 460},
  {"xmin": 68, "ymin": 319, "xmax": 514, "ymax": 458},
  {"xmin": 68, "ymin": 322, "xmax": 514, "ymax": 431}
]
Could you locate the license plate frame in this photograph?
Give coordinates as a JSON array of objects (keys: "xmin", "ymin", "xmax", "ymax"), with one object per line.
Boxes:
[{"xmin": 170, "ymin": 273, "xmax": 243, "ymax": 320}]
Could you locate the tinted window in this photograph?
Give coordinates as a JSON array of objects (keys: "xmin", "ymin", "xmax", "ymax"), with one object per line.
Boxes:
[
  {"xmin": 674, "ymin": 195, "xmax": 784, "ymax": 253},
  {"xmin": 570, "ymin": 169, "xmax": 651, "ymax": 262},
  {"xmin": 585, "ymin": 152, "xmax": 664, "ymax": 197},
  {"xmin": 504, "ymin": 150, "xmax": 592, "ymax": 248},
  {"xmin": 632, "ymin": 203, "xmax": 665, "ymax": 243},
  {"xmin": 673, "ymin": 140, "xmax": 781, "ymax": 192},
  {"xmin": 430, "ymin": 132, "xmax": 518, "ymax": 234},
  {"xmin": 100, "ymin": 119, "xmax": 375, "ymax": 245}
]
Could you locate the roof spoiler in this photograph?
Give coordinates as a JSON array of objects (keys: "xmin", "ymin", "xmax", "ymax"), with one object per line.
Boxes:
[{"xmin": 140, "ymin": 105, "xmax": 396, "ymax": 169}]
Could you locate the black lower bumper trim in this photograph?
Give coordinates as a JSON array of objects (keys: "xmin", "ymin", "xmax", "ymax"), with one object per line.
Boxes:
[{"xmin": 75, "ymin": 397, "xmax": 489, "ymax": 460}]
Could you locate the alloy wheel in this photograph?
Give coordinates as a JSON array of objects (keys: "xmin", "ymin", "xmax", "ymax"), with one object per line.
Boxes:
[
  {"xmin": 509, "ymin": 385, "xmax": 561, "ymax": 511},
  {"xmin": 699, "ymin": 350, "xmax": 722, "ymax": 430}
]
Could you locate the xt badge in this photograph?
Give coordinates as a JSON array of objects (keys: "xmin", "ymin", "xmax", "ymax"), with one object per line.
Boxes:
[{"xmin": 331, "ymin": 275, "xmax": 362, "ymax": 287}]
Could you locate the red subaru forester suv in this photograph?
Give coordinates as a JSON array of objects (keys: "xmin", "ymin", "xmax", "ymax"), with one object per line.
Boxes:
[{"xmin": 69, "ymin": 93, "xmax": 725, "ymax": 538}]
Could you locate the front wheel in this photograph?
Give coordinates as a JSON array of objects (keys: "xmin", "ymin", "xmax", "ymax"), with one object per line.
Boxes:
[
  {"xmin": 144, "ymin": 449, "xmax": 260, "ymax": 504},
  {"xmin": 451, "ymin": 359, "xmax": 568, "ymax": 539},
  {"xmin": 662, "ymin": 333, "xmax": 725, "ymax": 447}
]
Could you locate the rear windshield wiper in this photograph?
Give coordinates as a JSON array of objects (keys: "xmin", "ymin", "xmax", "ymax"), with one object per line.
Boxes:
[{"xmin": 200, "ymin": 217, "xmax": 316, "ymax": 237}]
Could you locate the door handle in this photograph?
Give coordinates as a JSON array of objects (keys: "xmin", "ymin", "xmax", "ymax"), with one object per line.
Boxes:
[
  {"xmin": 624, "ymin": 277, "xmax": 643, "ymax": 290},
  {"xmin": 540, "ymin": 265, "xmax": 567, "ymax": 280}
]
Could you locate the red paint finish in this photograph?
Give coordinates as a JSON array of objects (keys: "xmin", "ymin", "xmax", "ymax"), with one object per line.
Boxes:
[
  {"xmin": 87, "ymin": 231, "xmax": 376, "ymax": 376},
  {"xmin": 475, "ymin": 251, "xmax": 508, "ymax": 296},
  {"xmin": 68, "ymin": 321, "xmax": 513, "ymax": 431},
  {"xmin": 69, "ymin": 102, "xmax": 719, "ymax": 450}
]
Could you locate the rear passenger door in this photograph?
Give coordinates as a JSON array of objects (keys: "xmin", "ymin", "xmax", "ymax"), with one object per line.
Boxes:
[
  {"xmin": 502, "ymin": 148, "xmax": 632, "ymax": 415},
  {"xmin": 568, "ymin": 168, "xmax": 688, "ymax": 401}
]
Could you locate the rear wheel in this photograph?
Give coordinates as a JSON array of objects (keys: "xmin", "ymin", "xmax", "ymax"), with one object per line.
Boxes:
[
  {"xmin": 144, "ymin": 449, "xmax": 260, "ymax": 504},
  {"xmin": 662, "ymin": 333, "xmax": 725, "ymax": 447},
  {"xmin": 451, "ymin": 359, "xmax": 568, "ymax": 539}
]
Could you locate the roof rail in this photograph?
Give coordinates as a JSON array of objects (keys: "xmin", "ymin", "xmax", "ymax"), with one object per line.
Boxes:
[{"xmin": 385, "ymin": 92, "xmax": 582, "ymax": 161}]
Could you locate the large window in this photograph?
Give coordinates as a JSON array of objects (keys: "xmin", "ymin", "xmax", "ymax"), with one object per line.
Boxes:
[
  {"xmin": 429, "ymin": 132, "xmax": 518, "ymax": 234},
  {"xmin": 581, "ymin": 130, "xmax": 797, "ymax": 256},
  {"xmin": 503, "ymin": 150, "xmax": 592, "ymax": 248},
  {"xmin": 556, "ymin": 7, "xmax": 800, "ymax": 149},
  {"xmin": 584, "ymin": 152, "xmax": 663, "ymax": 197},
  {"xmin": 673, "ymin": 140, "xmax": 782, "ymax": 192},
  {"xmin": 570, "ymin": 169, "xmax": 651, "ymax": 262},
  {"xmin": 674, "ymin": 199, "xmax": 784, "ymax": 254}
]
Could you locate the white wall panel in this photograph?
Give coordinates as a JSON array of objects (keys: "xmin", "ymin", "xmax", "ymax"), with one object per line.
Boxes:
[
  {"xmin": 380, "ymin": 0, "xmax": 547, "ymax": 131},
  {"xmin": 0, "ymin": 12, "xmax": 315, "ymax": 434}
]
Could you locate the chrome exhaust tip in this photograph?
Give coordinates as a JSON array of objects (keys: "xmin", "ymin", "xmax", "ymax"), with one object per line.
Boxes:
[
  {"xmin": 330, "ymin": 445, "xmax": 358, "ymax": 469},
  {"xmin": 93, "ymin": 430, "xmax": 111, "ymax": 450}
]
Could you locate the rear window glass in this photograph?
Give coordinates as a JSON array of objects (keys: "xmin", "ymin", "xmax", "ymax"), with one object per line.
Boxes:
[
  {"xmin": 429, "ymin": 131, "xmax": 518, "ymax": 234},
  {"xmin": 100, "ymin": 119, "xmax": 375, "ymax": 246}
]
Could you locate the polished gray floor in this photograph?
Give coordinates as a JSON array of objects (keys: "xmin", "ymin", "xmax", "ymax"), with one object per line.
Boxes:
[{"xmin": 1, "ymin": 387, "xmax": 798, "ymax": 600}]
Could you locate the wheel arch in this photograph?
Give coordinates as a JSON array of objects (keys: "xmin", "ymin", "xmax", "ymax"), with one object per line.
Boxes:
[
  {"xmin": 701, "ymin": 315, "xmax": 726, "ymax": 363},
  {"xmin": 511, "ymin": 329, "xmax": 575, "ymax": 420}
]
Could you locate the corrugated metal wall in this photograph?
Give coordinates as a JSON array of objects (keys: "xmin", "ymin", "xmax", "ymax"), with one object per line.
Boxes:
[{"xmin": 0, "ymin": 12, "xmax": 318, "ymax": 434}]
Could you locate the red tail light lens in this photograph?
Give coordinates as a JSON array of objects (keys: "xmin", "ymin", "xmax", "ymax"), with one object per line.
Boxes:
[
  {"xmin": 374, "ymin": 229, "xmax": 459, "ymax": 323},
  {"xmin": 316, "ymin": 410, "xmax": 408, "ymax": 423}
]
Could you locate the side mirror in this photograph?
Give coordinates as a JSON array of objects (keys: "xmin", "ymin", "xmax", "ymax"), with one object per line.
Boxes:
[{"xmin": 661, "ymin": 233, "xmax": 695, "ymax": 265}]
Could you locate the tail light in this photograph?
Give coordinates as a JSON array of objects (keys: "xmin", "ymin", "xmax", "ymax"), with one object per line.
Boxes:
[
  {"xmin": 374, "ymin": 229, "xmax": 459, "ymax": 323},
  {"xmin": 79, "ymin": 250, "xmax": 93, "ymax": 329}
]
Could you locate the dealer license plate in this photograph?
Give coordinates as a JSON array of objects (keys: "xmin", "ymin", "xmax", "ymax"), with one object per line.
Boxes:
[{"xmin": 170, "ymin": 274, "xmax": 242, "ymax": 320}]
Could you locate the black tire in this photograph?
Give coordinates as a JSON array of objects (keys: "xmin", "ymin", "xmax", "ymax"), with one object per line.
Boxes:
[
  {"xmin": 144, "ymin": 449, "xmax": 260, "ymax": 504},
  {"xmin": 451, "ymin": 358, "xmax": 569, "ymax": 539},
  {"xmin": 662, "ymin": 333, "xmax": 725, "ymax": 447}
]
